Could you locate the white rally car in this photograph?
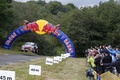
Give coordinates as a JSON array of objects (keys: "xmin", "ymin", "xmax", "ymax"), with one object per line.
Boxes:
[{"xmin": 21, "ymin": 42, "xmax": 38, "ymax": 53}]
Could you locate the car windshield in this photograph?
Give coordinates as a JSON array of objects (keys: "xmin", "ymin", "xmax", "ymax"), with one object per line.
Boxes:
[{"xmin": 25, "ymin": 42, "xmax": 35, "ymax": 46}]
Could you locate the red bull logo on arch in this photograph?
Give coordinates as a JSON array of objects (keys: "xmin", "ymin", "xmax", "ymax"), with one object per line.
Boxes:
[{"xmin": 3, "ymin": 19, "xmax": 75, "ymax": 57}]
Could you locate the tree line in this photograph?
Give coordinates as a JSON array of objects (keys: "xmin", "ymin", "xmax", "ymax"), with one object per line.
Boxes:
[{"xmin": 0, "ymin": 0, "xmax": 120, "ymax": 57}]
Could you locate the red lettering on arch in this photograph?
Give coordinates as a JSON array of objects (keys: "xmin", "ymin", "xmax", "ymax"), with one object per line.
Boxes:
[
  {"xmin": 5, "ymin": 32, "xmax": 17, "ymax": 45},
  {"xmin": 63, "ymin": 39, "xmax": 73, "ymax": 53}
]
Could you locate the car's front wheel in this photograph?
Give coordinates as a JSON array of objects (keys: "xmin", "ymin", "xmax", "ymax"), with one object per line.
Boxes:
[{"xmin": 25, "ymin": 50, "xmax": 27, "ymax": 52}]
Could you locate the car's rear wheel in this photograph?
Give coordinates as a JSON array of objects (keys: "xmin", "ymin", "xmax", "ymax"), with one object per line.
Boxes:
[{"xmin": 35, "ymin": 49, "xmax": 38, "ymax": 54}]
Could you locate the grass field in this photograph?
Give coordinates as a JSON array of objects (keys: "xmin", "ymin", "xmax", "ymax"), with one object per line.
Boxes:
[
  {"xmin": 0, "ymin": 48, "xmax": 23, "ymax": 54},
  {"xmin": 0, "ymin": 48, "xmax": 37, "ymax": 55},
  {"xmin": 0, "ymin": 56, "xmax": 89, "ymax": 80}
]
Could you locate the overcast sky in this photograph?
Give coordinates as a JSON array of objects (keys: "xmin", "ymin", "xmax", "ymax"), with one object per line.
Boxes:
[{"xmin": 15, "ymin": 0, "xmax": 109, "ymax": 8}]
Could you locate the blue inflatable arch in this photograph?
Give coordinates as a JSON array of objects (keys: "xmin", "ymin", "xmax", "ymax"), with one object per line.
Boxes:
[{"xmin": 3, "ymin": 23, "xmax": 75, "ymax": 57}]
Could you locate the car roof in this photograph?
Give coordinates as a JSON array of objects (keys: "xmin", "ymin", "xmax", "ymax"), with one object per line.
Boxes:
[{"xmin": 25, "ymin": 42, "xmax": 35, "ymax": 44}]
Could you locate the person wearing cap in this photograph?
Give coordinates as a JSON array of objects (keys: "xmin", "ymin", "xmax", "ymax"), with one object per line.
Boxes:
[{"xmin": 101, "ymin": 54, "xmax": 120, "ymax": 77}]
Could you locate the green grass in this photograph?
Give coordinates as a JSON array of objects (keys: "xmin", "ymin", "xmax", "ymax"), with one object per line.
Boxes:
[
  {"xmin": 0, "ymin": 48, "xmax": 89, "ymax": 80},
  {"xmin": 0, "ymin": 48, "xmax": 37, "ymax": 55},
  {"xmin": 0, "ymin": 48, "xmax": 21, "ymax": 54},
  {"xmin": 0, "ymin": 57, "xmax": 88, "ymax": 80}
]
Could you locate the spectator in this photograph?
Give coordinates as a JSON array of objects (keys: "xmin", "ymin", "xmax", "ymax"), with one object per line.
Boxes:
[
  {"xmin": 87, "ymin": 52, "xmax": 96, "ymax": 69},
  {"xmin": 101, "ymin": 51, "xmax": 112, "ymax": 73},
  {"xmin": 92, "ymin": 48, "xmax": 98, "ymax": 56},
  {"xmin": 101, "ymin": 54, "xmax": 120, "ymax": 77},
  {"xmin": 94, "ymin": 53, "xmax": 104, "ymax": 75},
  {"xmin": 99, "ymin": 45, "xmax": 109, "ymax": 58},
  {"xmin": 107, "ymin": 45, "xmax": 120, "ymax": 62},
  {"xmin": 100, "ymin": 45, "xmax": 108, "ymax": 54},
  {"xmin": 85, "ymin": 48, "xmax": 89, "ymax": 57}
]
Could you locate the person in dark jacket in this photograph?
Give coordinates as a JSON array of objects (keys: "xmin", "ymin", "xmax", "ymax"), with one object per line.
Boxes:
[
  {"xmin": 94, "ymin": 54, "xmax": 104, "ymax": 75},
  {"xmin": 101, "ymin": 51, "xmax": 112, "ymax": 73},
  {"xmin": 100, "ymin": 45, "xmax": 108, "ymax": 54},
  {"xmin": 101, "ymin": 54, "xmax": 120, "ymax": 77}
]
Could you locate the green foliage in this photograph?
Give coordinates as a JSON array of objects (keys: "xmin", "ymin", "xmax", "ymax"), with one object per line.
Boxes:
[
  {"xmin": 37, "ymin": 0, "xmax": 46, "ymax": 5},
  {"xmin": 2, "ymin": 0, "xmax": 120, "ymax": 57},
  {"xmin": 45, "ymin": 1, "xmax": 64, "ymax": 15},
  {"xmin": 59, "ymin": 0, "xmax": 120, "ymax": 56},
  {"xmin": 0, "ymin": 0, "xmax": 14, "ymax": 46}
]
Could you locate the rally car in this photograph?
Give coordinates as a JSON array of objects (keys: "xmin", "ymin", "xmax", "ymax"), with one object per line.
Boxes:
[{"xmin": 20, "ymin": 42, "xmax": 38, "ymax": 54}]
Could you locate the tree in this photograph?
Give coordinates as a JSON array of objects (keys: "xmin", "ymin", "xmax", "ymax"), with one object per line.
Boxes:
[
  {"xmin": 37, "ymin": 0, "xmax": 46, "ymax": 6},
  {"xmin": 45, "ymin": 1, "xmax": 63, "ymax": 15},
  {"xmin": 0, "ymin": 0, "xmax": 14, "ymax": 46}
]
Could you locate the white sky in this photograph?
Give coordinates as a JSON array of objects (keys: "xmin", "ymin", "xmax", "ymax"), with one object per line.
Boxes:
[{"xmin": 15, "ymin": 0, "xmax": 109, "ymax": 8}]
